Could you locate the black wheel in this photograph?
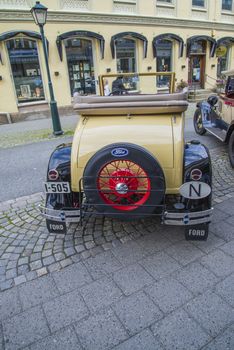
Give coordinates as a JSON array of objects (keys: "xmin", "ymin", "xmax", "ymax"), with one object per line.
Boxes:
[
  {"xmin": 83, "ymin": 143, "xmax": 165, "ymax": 220},
  {"xmin": 228, "ymin": 131, "xmax": 234, "ymax": 168},
  {"xmin": 193, "ymin": 109, "xmax": 206, "ymax": 135}
]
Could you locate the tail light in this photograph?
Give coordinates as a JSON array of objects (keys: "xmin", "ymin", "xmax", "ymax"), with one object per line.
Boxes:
[{"xmin": 48, "ymin": 169, "xmax": 59, "ymax": 181}]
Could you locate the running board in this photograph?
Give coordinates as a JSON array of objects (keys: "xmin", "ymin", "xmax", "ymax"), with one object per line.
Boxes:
[{"xmin": 205, "ymin": 127, "xmax": 227, "ymax": 142}]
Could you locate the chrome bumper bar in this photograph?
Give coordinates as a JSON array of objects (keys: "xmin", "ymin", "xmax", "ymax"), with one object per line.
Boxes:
[
  {"xmin": 39, "ymin": 205, "xmax": 80, "ymax": 223},
  {"xmin": 164, "ymin": 208, "xmax": 213, "ymax": 226}
]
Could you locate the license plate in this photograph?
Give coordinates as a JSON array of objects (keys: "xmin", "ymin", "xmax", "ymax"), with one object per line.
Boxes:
[
  {"xmin": 44, "ymin": 182, "xmax": 70, "ymax": 193},
  {"xmin": 185, "ymin": 224, "xmax": 209, "ymax": 241}
]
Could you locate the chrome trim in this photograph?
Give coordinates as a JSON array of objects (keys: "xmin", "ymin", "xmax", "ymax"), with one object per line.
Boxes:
[
  {"xmin": 39, "ymin": 205, "xmax": 80, "ymax": 223},
  {"xmin": 164, "ymin": 208, "xmax": 213, "ymax": 226}
]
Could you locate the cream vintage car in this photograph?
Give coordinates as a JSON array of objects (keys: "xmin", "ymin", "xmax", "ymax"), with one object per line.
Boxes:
[
  {"xmin": 194, "ymin": 69, "xmax": 234, "ymax": 167},
  {"xmin": 40, "ymin": 72, "xmax": 212, "ymax": 240}
]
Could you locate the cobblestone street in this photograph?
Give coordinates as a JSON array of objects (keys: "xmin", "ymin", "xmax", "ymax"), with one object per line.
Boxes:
[{"xmin": 0, "ymin": 141, "xmax": 233, "ymax": 349}]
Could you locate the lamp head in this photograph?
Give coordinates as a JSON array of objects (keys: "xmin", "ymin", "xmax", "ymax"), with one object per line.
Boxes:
[{"xmin": 30, "ymin": 1, "xmax": 48, "ymax": 27}]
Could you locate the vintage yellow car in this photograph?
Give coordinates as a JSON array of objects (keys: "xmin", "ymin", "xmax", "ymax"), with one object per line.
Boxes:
[
  {"xmin": 41, "ymin": 72, "xmax": 212, "ymax": 240},
  {"xmin": 194, "ymin": 69, "xmax": 234, "ymax": 167}
]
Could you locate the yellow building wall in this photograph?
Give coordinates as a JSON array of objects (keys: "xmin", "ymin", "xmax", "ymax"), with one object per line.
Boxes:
[{"xmin": 0, "ymin": 0, "xmax": 233, "ymax": 115}]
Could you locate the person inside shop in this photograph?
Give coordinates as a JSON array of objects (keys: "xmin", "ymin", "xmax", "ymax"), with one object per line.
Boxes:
[
  {"xmin": 104, "ymin": 79, "xmax": 111, "ymax": 96},
  {"xmin": 111, "ymin": 76, "xmax": 127, "ymax": 95}
]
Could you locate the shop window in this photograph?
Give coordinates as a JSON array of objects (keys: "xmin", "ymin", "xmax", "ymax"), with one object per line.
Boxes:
[
  {"xmin": 116, "ymin": 38, "xmax": 137, "ymax": 90},
  {"xmin": 192, "ymin": 0, "xmax": 205, "ymax": 7},
  {"xmin": 157, "ymin": 0, "xmax": 172, "ymax": 3},
  {"xmin": 222, "ymin": 0, "xmax": 233, "ymax": 11},
  {"xmin": 156, "ymin": 39, "xmax": 172, "ymax": 89},
  {"xmin": 65, "ymin": 38, "xmax": 96, "ymax": 95},
  {"xmin": 217, "ymin": 48, "xmax": 229, "ymax": 77},
  {"xmin": 6, "ymin": 38, "xmax": 45, "ymax": 103}
]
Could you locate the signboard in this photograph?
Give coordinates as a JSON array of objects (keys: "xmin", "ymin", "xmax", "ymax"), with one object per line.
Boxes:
[{"xmin": 216, "ymin": 46, "xmax": 227, "ymax": 57}]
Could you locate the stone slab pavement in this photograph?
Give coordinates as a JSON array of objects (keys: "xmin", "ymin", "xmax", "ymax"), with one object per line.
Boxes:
[{"xmin": 0, "ymin": 149, "xmax": 233, "ymax": 349}]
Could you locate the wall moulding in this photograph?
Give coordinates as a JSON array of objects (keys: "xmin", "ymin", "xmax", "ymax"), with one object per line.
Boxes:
[
  {"xmin": 0, "ymin": 0, "xmax": 32, "ymax": 8},
  {"xmin": 0, "ymin": 10, "xmax": 233, "ymax": 33}
]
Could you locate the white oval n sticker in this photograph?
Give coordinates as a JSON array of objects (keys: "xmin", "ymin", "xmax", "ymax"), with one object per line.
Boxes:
[{"xmin": 180, "ymin": 181, "xmax": 211, "ymax": 199}]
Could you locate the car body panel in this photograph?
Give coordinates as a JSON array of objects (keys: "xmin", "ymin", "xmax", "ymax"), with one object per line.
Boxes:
[{"xmin": 70, "ymin": 113, "xmax": 185, "ymax": 194}]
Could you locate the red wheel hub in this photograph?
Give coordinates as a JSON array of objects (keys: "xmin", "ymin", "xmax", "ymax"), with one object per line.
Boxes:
[{"xmin": 97, "ymin": 160, "xmax": 151, "ymax": 211}]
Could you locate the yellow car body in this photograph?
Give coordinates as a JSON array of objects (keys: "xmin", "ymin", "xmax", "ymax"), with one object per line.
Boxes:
[{"xmin": 71, "ymin": 110, "xmax": 184, "ymax": 194}]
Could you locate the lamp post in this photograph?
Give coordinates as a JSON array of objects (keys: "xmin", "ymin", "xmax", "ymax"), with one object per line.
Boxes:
[{"xmin": 30, "ymin": 1, "xmax": 63, "ymax": 135}]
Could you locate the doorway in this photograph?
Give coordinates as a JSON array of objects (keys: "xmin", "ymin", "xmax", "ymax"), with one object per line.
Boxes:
[{"xmin": 188, "ymin": 55, "xmax": 206, "ymax": 89}]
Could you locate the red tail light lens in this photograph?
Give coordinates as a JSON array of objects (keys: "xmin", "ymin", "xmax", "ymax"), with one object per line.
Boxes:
[
  {"xmin": 48, "ymin": 169, "xmax": 59, "ymax": 180},
  {"xmin": 190, "ymin": 169, "xmax": 202, "ymax": 181}
]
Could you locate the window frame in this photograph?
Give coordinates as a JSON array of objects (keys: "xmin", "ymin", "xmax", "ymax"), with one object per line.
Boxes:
[
  {"xmin": 192, "ymin": 0, "xmax": 206, "ymax": 9},
  {"xmin": 221, "ymin": 0, "xmax": 233, "ymax": 12}
]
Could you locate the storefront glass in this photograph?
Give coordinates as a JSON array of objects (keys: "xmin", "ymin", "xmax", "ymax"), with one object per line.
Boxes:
[
  {"xmin": 6, "ymin": 38, "xmax": 45, "ymax": 103},
  {"xmin": 217, "ymin": 49, "xmax": 229, "ymax": 77},
  {"xmin": 65, "ymin": 38, "xmax": 96, "ymax": 95},
  {"xmin": 116, "ymin": 38, "xmax": 137, "ymax": 90},
  {"xmin": 156, "ymin": 39, "xmax": 172, "ymax": 90}
]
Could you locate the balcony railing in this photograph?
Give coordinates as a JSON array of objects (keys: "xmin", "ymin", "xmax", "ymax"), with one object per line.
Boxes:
[
  {"xmin": 59, "ymin": 0, "xmax": 89, "ymax": 11},
  {"xmin": 0, "ymin": 0, "xmax": 32, "ymax": 8}
]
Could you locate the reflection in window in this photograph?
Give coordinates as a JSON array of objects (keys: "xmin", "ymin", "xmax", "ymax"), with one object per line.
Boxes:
[
  {"xmin": 190, "ymin": 40, "xmax": 206, "ymax": 54},
  {"xmin": 116, "ymin": 38, "xmax": 137, "ymax": 90},
  {"xmin": 6, "ymin": 38, "xmax": 45, "ymax": 103},
  {"xmin": 222, "ymin": 0, "xmax": 233, "ymax": 11},
  {"xmin": 156, "ymin": 40, "xmax": 172, "ymax": 90},
  {"xmin": 192, "ymin": 0, "xmax": 205, "ymax": 7},
  {"xmin": 217, "ymin": 49, "xmax": 229, "ymax": 77},
  {"xmin": 65, "ymin": 38, "xmax": 96, "ymax": 96},
  {"xmin": 157, "ymin": 0, "xmax": 172, "ymax": 3}
]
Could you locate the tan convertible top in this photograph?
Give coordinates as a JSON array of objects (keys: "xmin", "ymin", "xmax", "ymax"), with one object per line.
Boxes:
[{"xmin": 74, "ymin": 92, "xmax": 188, "ymax": 116}]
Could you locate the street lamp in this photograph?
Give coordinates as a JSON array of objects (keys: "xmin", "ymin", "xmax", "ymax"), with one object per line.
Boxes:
[{"xmin": 30, "ymin": 1, "xmax": 63, "ymax": 135}]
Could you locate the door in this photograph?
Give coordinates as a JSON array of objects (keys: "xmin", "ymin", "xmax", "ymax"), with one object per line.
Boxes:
[{"xmin": 188, "ymin": 55, "xmax": 205, "ymax": 89}]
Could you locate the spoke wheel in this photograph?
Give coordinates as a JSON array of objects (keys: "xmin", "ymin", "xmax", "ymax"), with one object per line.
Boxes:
[
  {"xmin": 83, "ymin": 142, "xmax": 165, "ymax": 219},
  {"xmin": 194, "ymin": 109, "xmax": 206, "ymax": 135},
  {"xmin": 97, "ymin": 160, "xmax": 150, "ymax": 211}
]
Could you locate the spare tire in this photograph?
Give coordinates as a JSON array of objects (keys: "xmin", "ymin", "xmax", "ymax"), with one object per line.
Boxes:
[{"xmin": 83, "ymin": 143, "xmax": 165, "ymax": 219}]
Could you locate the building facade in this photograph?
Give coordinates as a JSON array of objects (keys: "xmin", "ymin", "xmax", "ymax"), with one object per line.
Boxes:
[{"xmin": 0, "ymin": 0, "xmax": 234, "ymax": 119}]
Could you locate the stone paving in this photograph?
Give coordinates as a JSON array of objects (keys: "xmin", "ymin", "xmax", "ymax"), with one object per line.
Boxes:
[{"xmin": 0, "ymin": 145, "xmax": 233, "ymax": 349}]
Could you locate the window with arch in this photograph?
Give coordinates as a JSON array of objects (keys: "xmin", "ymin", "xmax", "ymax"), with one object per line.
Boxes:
[
  {"xmin": 156, "ymin": 39, "xmax": 172, "ymax": 89},
  {"xmin": 115, "ymin": 38, "xmax": 137, "ymax": 90},
  {"xmin": 65, "ymin": 38, "xmax": 96, "ymax": 95},
  {"xmin": 6, "ymin": 37, "xmax": 45, "ymax": 103}
]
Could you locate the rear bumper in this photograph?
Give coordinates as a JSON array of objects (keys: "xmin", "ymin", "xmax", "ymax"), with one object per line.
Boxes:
[
  {"xmin": 39, "ymin": 205, "xmax": 80, "ymax": 223},
  {"xmin": 39, "ymin": 204, "xmax": 213, "ymax": 226},
  {"xmin": 164, "ymin": 208, "xmax": 213, "ymax": 226}
]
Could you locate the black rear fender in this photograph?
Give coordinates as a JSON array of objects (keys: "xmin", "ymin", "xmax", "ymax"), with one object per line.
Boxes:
[
  {"xmin": 183, "ymin": 141, "xmax": 212, "ymax": 210},
  {"xmin": 46, "ymin": 143, "xmax": 79, "ymax": 209}
]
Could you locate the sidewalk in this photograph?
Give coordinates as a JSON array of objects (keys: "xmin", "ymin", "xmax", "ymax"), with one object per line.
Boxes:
[{"xmin": 0, "ymin": 114, "xmax": 78, "ymax": 148}]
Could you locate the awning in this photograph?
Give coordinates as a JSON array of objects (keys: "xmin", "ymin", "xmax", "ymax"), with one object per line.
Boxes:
[
  {"xmin": 186, "ymin": 35, "xmax": 216, "ymax": 57},
  {"xmin": 110, "ymin": 32, "xmax": 148, "ymax": 59},
  {"xmin": 217, "ymin": 37, "xmax": 234, "ymax": 47},
  {"xmin": 56, "ymin": 31, "xmax": 105, "ymax": 61},
  {"xmin": 0, "ymin": 30, "xmax": 49, "ymax": 65},
  {"xmin": 152, "ymin": 33, "xmax": 184, "ymax": 58}
]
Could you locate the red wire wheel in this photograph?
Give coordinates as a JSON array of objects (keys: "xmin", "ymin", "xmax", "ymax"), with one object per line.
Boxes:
[
  {"xmin": 97, "ymin": 160, "xmax": 151, "ymax": 211},
  {"xmin": 83, "ymin": 143, "xmax": 165, "ymax": 219}
]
